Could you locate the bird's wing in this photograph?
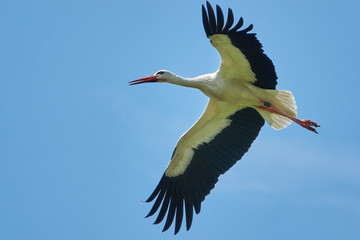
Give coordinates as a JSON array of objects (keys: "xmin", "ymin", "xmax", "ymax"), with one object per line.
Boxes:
[
  {"xmin": 202, "ymin": 1, "xmax": 277, "ymax": 89},
  {"xmin": 145, "ymin": 100, "xmax": 264, "ymax": 234}
]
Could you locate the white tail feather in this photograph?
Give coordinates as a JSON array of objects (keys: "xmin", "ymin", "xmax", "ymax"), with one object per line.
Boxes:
[{"xmin": 257, "ymin": 90, "xmax": 297, "ymax": 130}]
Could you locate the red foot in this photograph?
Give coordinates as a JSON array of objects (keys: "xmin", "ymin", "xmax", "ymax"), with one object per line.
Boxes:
[
  {"xmin": 296, "ymin": 119, "xmax": 320, "ymax": 134},
  {"xmin": 300, "ymin": 119, "xmax": 320, "ymax": 127}
]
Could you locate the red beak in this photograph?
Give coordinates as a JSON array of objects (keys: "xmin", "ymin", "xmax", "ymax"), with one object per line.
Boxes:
[{"xmin": 129, "ymin": 75, "xmax": 158, "ymax": 85}]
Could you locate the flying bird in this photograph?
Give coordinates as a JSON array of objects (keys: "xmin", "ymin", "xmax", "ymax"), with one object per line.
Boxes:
[{"xmin": 129, "ymin": 1, "xmax": 319, "ymax": 234}]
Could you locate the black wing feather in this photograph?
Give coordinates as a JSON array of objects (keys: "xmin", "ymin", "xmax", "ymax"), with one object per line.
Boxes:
[
  {"xmin": 202, "ymin": 5, "xmax": 211, "ymax": 37},
  {"xmin": 153, "ymin": 189, "xmax": 171, "ymax": 224},
  {"xmin": 202, "ymin": 1, "xmax": 277, "ymax": 90},
  {"xmin": 185, "ymin": 199, "xmax": 193, "ymax": 230},
  {"xmin": 145, "ymin": 187, "xmax": 165, "ymax": 218},
  {"xmin": 163, "ymin": 187, "xmax": 176, "ymax": 232},
  {"xmin": 229, "ymin": 17, "xmax": 243, "ymax": 32},
  {"xmin": 215, "ymin": 5, "xmax": 224, "ymax": 32},
  {"xmin": 145, "ymin": 107, "xmax": 264, "ymax": 234},
  {"xmin": 174, "ymin": 197, "xmax": 183, "ymax": 234},
  {"xmin": 222, "ymin": 8, "xmax": 234, "ymax": 32},
  {"xmin": 206, "ymin": 1, "xmax": 217, "ymax": 35}
]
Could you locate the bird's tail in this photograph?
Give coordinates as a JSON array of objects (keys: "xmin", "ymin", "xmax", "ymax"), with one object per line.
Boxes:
[{"xmin": 256, "ymin": 90, "xmax": 297, "ymax": 130}]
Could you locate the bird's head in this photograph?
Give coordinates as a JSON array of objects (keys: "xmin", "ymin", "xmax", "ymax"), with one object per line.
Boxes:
[{"xmin": 129, "ymin": 70, "xmax": 173, "ymax": 85}]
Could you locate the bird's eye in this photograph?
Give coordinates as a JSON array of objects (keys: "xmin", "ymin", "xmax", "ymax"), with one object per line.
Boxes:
[{"xmin": 157, "ymin": 71, "xmax": 165, "ymax": 75}]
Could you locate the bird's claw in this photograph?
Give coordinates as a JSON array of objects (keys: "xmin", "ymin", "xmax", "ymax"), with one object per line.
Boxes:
[{"xmin": 299, "ymin": 119, "xmax": 320, "ymax": 134}]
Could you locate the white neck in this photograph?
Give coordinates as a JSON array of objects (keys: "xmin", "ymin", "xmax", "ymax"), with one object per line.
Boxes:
[
  {"xmin": 166, "ymin": 73, "xmax": 198, "ymax": 88},
  {"xmin": 165, "ymin": 72, "xmax": 216, "ymax": 90}
]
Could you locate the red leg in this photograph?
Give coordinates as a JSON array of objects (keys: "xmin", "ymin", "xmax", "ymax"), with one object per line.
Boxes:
[{"xmin": 256, "ymin": 100, "xmax": 320, "ymax": 134}]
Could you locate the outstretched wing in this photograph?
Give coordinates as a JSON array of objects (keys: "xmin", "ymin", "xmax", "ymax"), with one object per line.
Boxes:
[
  {"xmin": 145, "ymin": 100, "xmax": 264, "ymax": 234},
  {"xmin": 202, "ymin": 1, "xmax": 277, "ymax": 90}
]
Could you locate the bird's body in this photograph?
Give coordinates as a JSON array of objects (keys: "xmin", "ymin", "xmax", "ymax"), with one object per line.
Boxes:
[{"xmin": 129, "ymin": 1, "xmax": 319, "ymax": 234}]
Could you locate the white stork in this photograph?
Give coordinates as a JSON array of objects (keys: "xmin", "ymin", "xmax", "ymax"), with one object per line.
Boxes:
[{"xmin": 129, "ymin": 2, "xmax": 319, "ymax": 234}]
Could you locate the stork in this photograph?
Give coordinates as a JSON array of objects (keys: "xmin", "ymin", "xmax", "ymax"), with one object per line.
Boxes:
[{"xmin": 129, "ymin": 1, "xmax": 319, "ymax": 234}]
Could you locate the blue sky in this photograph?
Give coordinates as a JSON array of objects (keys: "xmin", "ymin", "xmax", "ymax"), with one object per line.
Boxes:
[{"xmin": 1, "ymin": 0, "xmax": 360, "ymax": 239}]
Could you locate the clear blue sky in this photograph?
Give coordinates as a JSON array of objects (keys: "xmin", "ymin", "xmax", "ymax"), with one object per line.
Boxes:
[{"xmin": 1, "ymin": 0, "xmax": 360, "ymax": 239}]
